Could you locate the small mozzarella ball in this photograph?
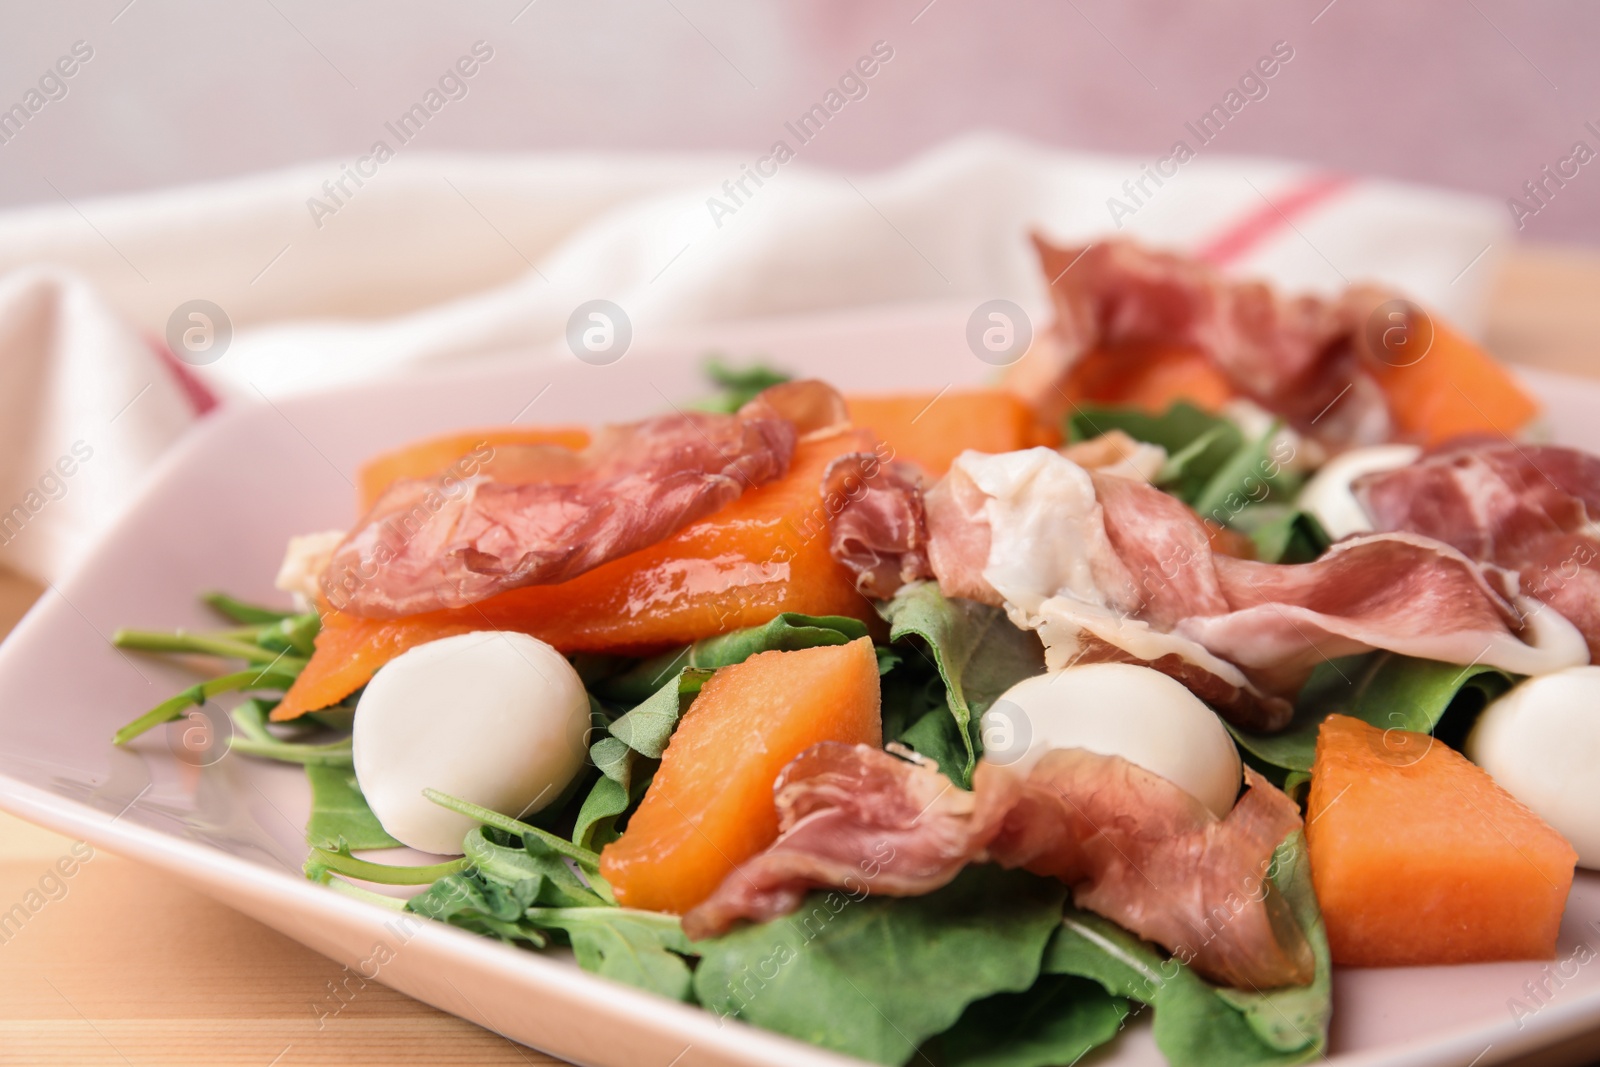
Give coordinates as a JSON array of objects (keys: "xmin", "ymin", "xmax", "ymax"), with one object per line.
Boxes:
[
  {"xmin": 353, "ymin": 631, "xmax": 590, "ymax": 855},
  {"xmin": 1467, "ymin": 667, "xmax": 1600, "ymax": 868},
  {"xmin": 979, "ymin": 663, "xmax": 1242, "ymax": 818},
  {"xmin": 1296, "ymin": 444, "xmax": 1421, "ymax": 540}
]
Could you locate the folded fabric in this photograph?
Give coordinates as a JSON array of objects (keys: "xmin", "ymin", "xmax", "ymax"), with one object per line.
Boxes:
[{"xmin": 0, "ymin": 133, "xmax": 1509, "ymax": 583}]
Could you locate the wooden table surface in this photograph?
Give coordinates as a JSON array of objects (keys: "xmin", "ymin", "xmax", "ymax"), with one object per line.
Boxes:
[{"xmin": 4, "ymin": 244, "xmax": 1600, "ymax": 1067}]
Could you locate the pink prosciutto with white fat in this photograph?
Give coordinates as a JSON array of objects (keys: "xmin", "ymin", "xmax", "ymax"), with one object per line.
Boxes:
[
  {"xmin": 683, "ymin": 741, "xmax": 1313, "ymax": 991},
  {"xmin": 1355, "ymin": 441, "xmax": 1600, "ymax": 660},
  {"xmin": 827, "ymin": 447, "xmax": 1587, "ymax": 730},
  {"xmin": 1007, "ymin": 237, "xmax": 1400, "ymax": 448}
]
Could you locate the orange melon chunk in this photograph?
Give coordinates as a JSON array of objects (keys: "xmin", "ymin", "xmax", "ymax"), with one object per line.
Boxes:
[
  {"xmin": 356, "ymin": 427, "xmax": 591, "ymax": 511},
  {"xmin": 1369, "ymin": 319, "xmax": 1540, "ymax": 446},
  {"xmin": 274, "ymin": 429, "xmax": 878, "ymax": 721},
  {"xmin": 599, "ymin": 638, "xmax": 883, "ymax": 913},
  {"xmin": 846, "ymin": 390, "xmax": 1055, "ymax": 477},
  {"xmin": 1059, "ymin": 340, "xmax": 1237, "ymax": 415},
  {"xmin": 1306, "ymin": 714, "xmax": 1576, "ymax": 967}
]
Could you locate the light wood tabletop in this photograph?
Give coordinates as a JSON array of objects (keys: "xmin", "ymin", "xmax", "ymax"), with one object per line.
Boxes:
[{"xmin": 3, "ymin": 245, "xmax": 1600, "ymax": 1066}]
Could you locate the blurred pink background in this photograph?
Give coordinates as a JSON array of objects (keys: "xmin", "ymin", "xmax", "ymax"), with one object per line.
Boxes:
[{"xmin": 1, "ymin": 1, "xmax": 1594, "ymax": 242}]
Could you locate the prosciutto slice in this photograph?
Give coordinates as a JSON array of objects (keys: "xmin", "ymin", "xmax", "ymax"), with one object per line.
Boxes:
[
  {"xmin": 826, "ymin": 446, "xmax": 1587, "ymax": 729},
  {"xmin": 821, "ymin": 453, "xmax": 929, "ymax": 598},
  {"xmin": 683, "ymin": 741, "xmax": 1314, "ymax": 991},
  {"xmin": 1006, "ymin": 237, "xmax": 1397, "ymax": 448},
  {"xmin": 322, "ymin": 384, "xmax": 835, "ymax": 617},
  {"xmin": 1354, "ymin": 441, "xmax": 1600, "ymax": 659}
]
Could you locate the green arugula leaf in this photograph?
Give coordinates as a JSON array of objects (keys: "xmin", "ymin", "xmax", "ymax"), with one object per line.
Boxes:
[
  {"xmin": 693, "ymin": 866, "xmax": 1068, "ymax": 1066},
  {"xmin": 935, "ymin": 974, "xmax": 1128, "ymax": 1067},
  {"xmin": 406, "ymin": 870, "xmax": 548, "ymax": 946},
  {"xmin": 1233, "ymin": 507, "xmax": 1332, "ymax": 565},
  {"xmin": 1044, "ymin": 832, "xmax": 1330, "ymax": 1067},
  {"xmin": 525, "ymin": 907, "xmax": 695, "ymax": 1001},
  {"xmin": 572, "ymin": 769, "xmax": 652, "ymax": 852},
  {"xmin": 881, "ymin": 582, "xmax": 1045, "ymax": 787},
  {"xmin": 607, "ymin": 668, "xmax": 716, "ymax": 759},
  {"xmin": 596, "ymin": 613, "xmax": 869, "ymax": 705},
  {"xmin": 878, "ymin": 659, "xmax": 945, "ymax": 743},
  {"xmin": 464, "ymin": 828, "xmax": 603, "ymax": 908},
  {"xmin": 1066, "ymin": 404, "xmax": 1309, "ymax": 550},
  {"xmin": 1069, "ymin": 403, "xmax": 1242, "ymax": 504},
  {"xmin": 1230, "ymin": 653, "xmax": 1514, "ymax": 773},
  {"xmin": 304, "ymin": 763, "xmax": 401, "ymax": 850},
  {"xmin": 689, "ymin": 358, "xmax": 793, "ymax": 413},
  {"xmin": 1191, "ymin": 422, "xmax": 1300, "ymax": 525},
  {"xmin": 895, "ymin": 704, "xmax": 973, "ymax": 781}
]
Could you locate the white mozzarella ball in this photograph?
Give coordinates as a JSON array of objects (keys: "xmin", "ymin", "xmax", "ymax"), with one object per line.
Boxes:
[
  {"xmin": 353, "ymin": 631, "xmax": 590, "ymax": 855},
  {"xmin": 1467, "ymin": 667, "xmax": 1600, "ymax": 868},
  {"xmin": 979, "ymin": 663, "xmax": 1242, "ymax": 818},
  {"xmin": 1296, "ymin": 444, "xmax": 1421, "ymax": 540}
]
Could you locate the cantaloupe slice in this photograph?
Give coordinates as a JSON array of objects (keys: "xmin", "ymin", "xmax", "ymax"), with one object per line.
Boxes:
[
  {"xmin": 846, "ymin": 391, "xmax": 1055, "ymax": 477},
  {"xmin": 1367, "ymin": 319, "xmax": 1540, "ymax": 446},
  {"xmin": 1059, "ymin": 340, "xmax": 1237, "ymax": 414},
  {"xmin": 274, "ymin": 429, "xmax": 879, "ymax": 720},
  {"xmin": 1306, "ymin": 714, "xmax": 1576, "ymax": 967},
  {"xmin": 356, "ymin": 427, "xmax": 591, "ymax": 511},
  {"xmin": 600, "ymin": 638, "xmax": 883, "ymax": 914}
]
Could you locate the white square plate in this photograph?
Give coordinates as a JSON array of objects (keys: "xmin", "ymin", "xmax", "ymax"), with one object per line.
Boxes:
[{"xmin": 0, "ymin": 301, "xmax": 1596, "ymax": 1067}]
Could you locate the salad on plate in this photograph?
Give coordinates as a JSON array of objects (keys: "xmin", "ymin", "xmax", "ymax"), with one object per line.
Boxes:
[{"xmin": 110, "ymin": 236, "xmax": 1598, "ymax": 1067}]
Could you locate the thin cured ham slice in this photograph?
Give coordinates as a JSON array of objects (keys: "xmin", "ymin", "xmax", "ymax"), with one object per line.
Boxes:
[
  {"xmin": 972, "ymin": 449, "xmax": 1585, "ymax": 726},
  {"xmin": 1354, "ymin": 441, "xmax": 1600, "ymax": 659},
  {"xmin": 1006, "ymin": 237, "xmax": 1396, "ymax": 448},
  {"xmin": 820, "ymin": 452, "xmax": 929, "ymax": 599},
  {"xmin": 683, "ymin": 741, "xmax": 1314, "ymax": 991},
  {"xmin": 322, "ymin": 384, "xmax": 844, "ymax": 618},
  {"xmin": 826, "ymin": 446, "xmax": 1587, "ymax": 729}
]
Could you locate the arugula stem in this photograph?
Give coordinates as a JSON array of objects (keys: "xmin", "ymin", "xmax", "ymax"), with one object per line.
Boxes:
[
  {"xmin": 229, "ymin": 736, "xmax": 354, "ymax": 766},
  {"xmin": 203, "ymin": 591, "xmax": 295, "ymax": 624},
  {"xmin": 524, "ymin": 906, "xmax": 676, "ymax": 928},
  {"xmin": 113, "ymin": 627, "xmax": 305, "ymax": 668},
  {"xmin": 230, "ymin": 699, "xmax": 277, "ymax": 744},
  {"xmin": 112, "ymin": 666, "xmax": 301, "ymax": 746},
  {"xmin": 423, "ymin": 788, "xmax": 603, "ymax": 872},
  {"xmin": 307, "ymin": 847, "xmax": 467, "ymax": 885},
  {"xmin": 315, "ymin": 873, "xmax": 408, "ymax": 910}
]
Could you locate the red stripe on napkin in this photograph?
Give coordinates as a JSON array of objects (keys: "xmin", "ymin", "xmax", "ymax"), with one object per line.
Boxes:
[
  {"xmin": 1195, "ymin": 173, "xmax": 1353, "ymax": 267},
  {"xmin": 146, "ymin": 334, "xmax": 221, "ymax": 416}
]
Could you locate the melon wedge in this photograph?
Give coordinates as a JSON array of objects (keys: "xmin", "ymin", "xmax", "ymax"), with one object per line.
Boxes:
[
  {"xmin": 846, "ymin": 390, "xmax": 1054, "ymax": 476},
  {"xmin": 1368, "ymin": 319, "xmax": 1539, "ymax": 446},
  {"xmin": 274, "ymin": 429, "xmax": 878, "ymax": 720},
  {"xmin": 1306, "ymin": 714, "xmax": 1576, "ymax": 967},
  {"xmin": 356, "ymin": 426, "xmax": 591, "ymax": 511},
  {"xmin": 600, "ymin": 637, "xmax": 883, "ymax": 913},
  {"xmin": 1059, "ymin": 340, "xmax": 1237, "ymax": 414}
]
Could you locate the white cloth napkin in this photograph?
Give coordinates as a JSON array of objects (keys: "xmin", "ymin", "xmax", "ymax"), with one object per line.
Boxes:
[{"xmin": 0, "ymin": 133, "xmax": 1509, "ymax": 584}]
